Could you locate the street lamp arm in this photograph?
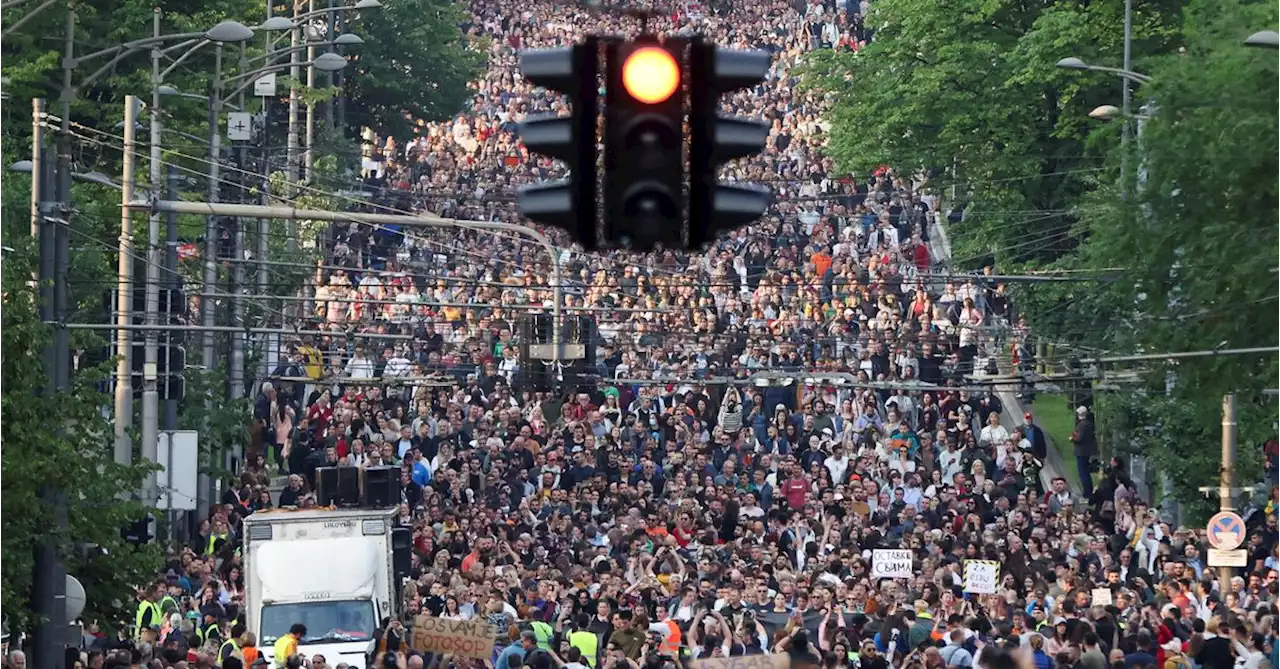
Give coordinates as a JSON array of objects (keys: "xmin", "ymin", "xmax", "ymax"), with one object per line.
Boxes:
[
  {"xmin": 74, "ymin": 30, "xmax": 207, "ymax": 68},
  {"xmin": 76, "ymin": 32, "xmax": 209, "ymax": 91},
  {"xmin": 1, "ymin": 0, "xmax": 60, "ymax": 39},
  {"xmin": 159, "ymin": 39, "xmax": 211, "ymax": 80},
  {"xmin": 158, "ymin": 38, "xmax": 202, "ymax": 55},
  {"xmin": 244, "ymin": 40, "xmax": 355, "ymax": 67},
  {"xmin": 1085, "ymin": 63, "xmax": 1152, "ymax": 84}
]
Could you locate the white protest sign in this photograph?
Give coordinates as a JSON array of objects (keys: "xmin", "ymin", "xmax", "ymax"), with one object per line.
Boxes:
[
  {"xmin": 692, "ymin": 654, "xmax": 789, "ymax": 669},
  {"xmin": 1091, "ymin": 588, "xmax": 1113, "ymax": 607},
  {"xmin": 871, "ymin": 549, "xmax": 914, "ymax": 579},
  {"xmin": 963, "ymin": 560, "xmax": 999, "ymax": 594}
]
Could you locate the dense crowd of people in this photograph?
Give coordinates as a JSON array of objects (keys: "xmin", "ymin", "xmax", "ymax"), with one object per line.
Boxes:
[{"xmin": 69, "ymin": 0, "xmax": 1278, "ymax": 668}]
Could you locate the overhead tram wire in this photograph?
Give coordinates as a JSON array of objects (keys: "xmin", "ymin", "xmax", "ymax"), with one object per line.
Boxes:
[{"xmin": 75, "ymin": 124, "xmax": 1115, "ymax": 297}]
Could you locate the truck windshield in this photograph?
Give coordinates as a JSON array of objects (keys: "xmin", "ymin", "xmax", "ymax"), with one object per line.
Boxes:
[{"xmin": 260, "ymin": 600, "xmax": 376, "ymax": 645}]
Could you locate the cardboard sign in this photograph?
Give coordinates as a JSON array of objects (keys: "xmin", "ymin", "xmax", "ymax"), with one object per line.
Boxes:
[
  {"xmin": 692, "ymin": 654, "xmax": 789, "ymax": 669},
  {"xmin": 871, "ymin": 549, "xmax": 914, "ymax": 579},
  {"xmin": 962, "ymin": 560, "xmax": 999, "ymax": 594},
  {"xmin": 1091, "ymin": 588, "xmax": 1113, "ymax": 607},
  {"xmin": 410, "ymin": 615, "xmax": 495, "ymax": 659}
]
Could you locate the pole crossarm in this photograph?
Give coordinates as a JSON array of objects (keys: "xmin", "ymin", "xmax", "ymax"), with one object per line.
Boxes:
[
  {"xmin": 1082, "ymin": 347, "xmax": 1277, "ymax": 365},
  {"xmin": 51, "ymin": 322, "xmax": 412, "ymax": 339},
  {"xmin": 72, "ymin": 31, "xmax": 209, "ymax": 93}
]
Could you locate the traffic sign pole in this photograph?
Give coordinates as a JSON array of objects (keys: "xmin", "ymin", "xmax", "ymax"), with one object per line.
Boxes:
[{"xmin": 1218, "ymin": 395, "xmax": 1238, "ymax": 588}]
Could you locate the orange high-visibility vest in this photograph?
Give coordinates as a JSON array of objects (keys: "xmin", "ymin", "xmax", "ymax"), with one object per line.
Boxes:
[{"xmin": 659, "ymin": 619, "xmax": 682, "ymax": 655}]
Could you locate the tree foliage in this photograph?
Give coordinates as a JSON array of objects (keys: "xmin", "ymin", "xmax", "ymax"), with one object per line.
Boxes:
[
  {"xmin": 802, "ymin": 0, "xmax": 1184, "ymax": 266},
  {"xmin": 0, "ymin": 0, "xmax": 480, "ymax": 633},
  {"xmin": 340, "ymin": 0, "xmax": 484, "ymax": 137},
  {"xmin": 1074, "ymin": 0, "xmax": 1278, "ymax": 516},
  {"xmin": 1, "ymin": 170, "xmax": 164, "ymax": 633},
  {"xmin": 810, "ymin": 0, "xmax": 1277, "ymax": 508}
]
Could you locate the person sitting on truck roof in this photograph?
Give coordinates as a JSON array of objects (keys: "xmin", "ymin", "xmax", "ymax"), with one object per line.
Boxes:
[{"xmin": 272, "ymin": 624, "xmax": 306, "ymax": 669}]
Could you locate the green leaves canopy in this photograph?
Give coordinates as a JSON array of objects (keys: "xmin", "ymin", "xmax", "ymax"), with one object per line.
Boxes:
[
  {"xmin": 803, "ymin": 0, "xmax": 1182, "ymax": 266},
  {"xmin": 1, "ymin": 169, "xmax": 163, "ymax": 633},
  {"xmin": 340, "ymin": 0, "xmax": 483, "ymax": 137},
  {"xmin": 1080, "ymin": 0, "xmax": 1278, "ymax": 517}
]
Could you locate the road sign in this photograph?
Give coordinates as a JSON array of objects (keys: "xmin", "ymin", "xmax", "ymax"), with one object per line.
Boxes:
[
  {"xmin": 227, "ymin": 112, "xmax": 252, "ymax": 141},
  {"xmin": 254, "ymin": 72, "xmax": 277, "ymax": 97},
  {"xmin": 1207, "ymin": 548, "xmax": 1248, "ymax": 567},
  {"xmin": 1207, "ymin": 511, "xmax": 1246, "ymax": 550}
]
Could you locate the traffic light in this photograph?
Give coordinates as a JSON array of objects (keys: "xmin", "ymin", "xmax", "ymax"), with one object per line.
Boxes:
[
  {"xmin": 603, "ymin": 38, "xmax": 689, "ymax": 251},
  {"xmin": 516, "ymin": 38, "xmax": 601, "ymax": 247},
  {"xmin": 121, "ymin": 515, "xmax": 154, "ymax": 545},
  {"xmin": 688, "ymin": 41, "xmax": 774, "ymax": 248},
  {"xmin": 127, "ymin": 287, "xmax": 187, "ymax": 401}
]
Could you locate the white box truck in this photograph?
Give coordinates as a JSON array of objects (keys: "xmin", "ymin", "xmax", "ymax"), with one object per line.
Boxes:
[{"xmin": 243, "ymin": 506, "xmax": 399, "ymax": 668}]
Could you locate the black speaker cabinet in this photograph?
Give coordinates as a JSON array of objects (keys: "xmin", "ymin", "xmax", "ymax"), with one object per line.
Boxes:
[
  {"xmin": 317, "ymin": 466, "xmax": 360, "ymax": 507},
  {"xmin": 361, "ymin": 466, "xmax": 399, "ymax": 508},
  {"xmin": 391, "ymin": 526, "xmax": 413, "ymax": 577}
]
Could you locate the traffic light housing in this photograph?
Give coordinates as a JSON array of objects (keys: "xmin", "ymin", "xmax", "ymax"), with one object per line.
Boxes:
[
  {"xmin": 516, "ymin": 39, "xmax": 600, "ymax": 248},
  {"xmin": 603, "ymin": 38, "xmax": 688, "ymax": 252},
  {"xmin": 126, "ymin": 287, "xmax": 187, "ymax": 401},
  {"xmin": 688, "ymin": 42, "xmax": 774, "ymax": 248},
  {"xmin": 121, "ymin": 515, "xmax": 154, "ymax": 545}
]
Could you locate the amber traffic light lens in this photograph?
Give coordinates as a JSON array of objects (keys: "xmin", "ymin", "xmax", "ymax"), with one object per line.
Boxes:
[{"xmin": 622, "ymin": 46, "xmax": 680, "ymax": 104}]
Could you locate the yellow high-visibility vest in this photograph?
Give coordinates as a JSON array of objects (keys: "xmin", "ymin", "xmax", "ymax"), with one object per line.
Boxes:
[{"xmin": 569, "ymin": 630, "xmax": 599, "ymax": 668}]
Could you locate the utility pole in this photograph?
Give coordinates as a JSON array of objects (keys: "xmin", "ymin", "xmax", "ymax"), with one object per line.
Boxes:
[
  {"xmin": 115, "ymin": 95, "xmax": 138, "ymax": 468},
  {"xmin": 1219, "ymin": 394, "xmax": 1238, "ymax": 589},
  {"xmin": 141, "ymin": 7, "xmax": 163, "ymax": 509},
  {"xmin": 31, "ymin": 96, "xmax": 69, "ymax": 669},
  {"xmin": 163, "ymin": 163, "xmax": 180, "ymax": 433},
  {"xmin": 198, "ymin": 43, "xmax": 224, "ymax": 524},
  {"xmin": 304, "ymin": 0, "xmax": 316, "ymax": 182},
  {"xmin": 285, "ymin": 0, "xmax": 301, "ymax": 250}
]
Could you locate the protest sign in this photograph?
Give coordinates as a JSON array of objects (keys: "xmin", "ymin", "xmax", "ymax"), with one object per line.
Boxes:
[
  {"xmin": 411, "ymin": 615, "xmax": 496, "ymax": 659},
  {"xmin": 692, "ymin": 654, "xmax": 789, "ymax": 669},
  {"xmin": 962, "ymin": 560, "xmax": 999, "ymax": 594},
  {"xmin": 1091, "ymin": 588, "xmax": 1113, "ymax": 607},
  {"xmin": 870, "ymin": 549, "xmax": 914, "ymax": 579}
]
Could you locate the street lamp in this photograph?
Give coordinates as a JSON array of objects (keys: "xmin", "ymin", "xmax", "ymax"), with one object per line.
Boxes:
[
  {"xmin": 260, "ymin": 16, "xmax": 298, "ymax": 32},
  {"xmin": 1054, "ymin": 57, "xmax": 1152, "ymax": 84},
  {"xmin": 1245, "ymin": 30, "xmax": 1279, "ymax": 48},
  {"xmin": 1088, "ymin": 105, "xmax": 1151, "ymax": 122},
  {"xmin": 1057, "ymin": 56, "xmax": 1152, "ymax": 200},
  {"xmin": 281, "ymin": 0, "xmax": 383, "ymax": 191}
]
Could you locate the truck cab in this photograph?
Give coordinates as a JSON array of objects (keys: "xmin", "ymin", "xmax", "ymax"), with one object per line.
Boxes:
[{"xmin": 243, "ymin": 506, "xmax": 400, "ymax": 668}]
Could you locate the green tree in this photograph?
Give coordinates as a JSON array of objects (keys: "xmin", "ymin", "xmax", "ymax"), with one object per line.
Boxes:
[
  {"xmin": 1073, "ymin": 0, "xmax": 1278, "ymax": 517},
  {"xmin": 340, "ymin": 0, "xmax": 483, "ymax": 137},
  {"xmin": 1, "ymin": 172, "xmax": 164, "ymax": 633},
  {"xmin": 802, "ymin": 0, "xmax": 1183, "ymax": 266}
]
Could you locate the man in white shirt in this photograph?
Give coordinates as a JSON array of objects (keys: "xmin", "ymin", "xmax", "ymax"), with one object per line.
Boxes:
[{"xmin": 824, "ymin": 443, "xmax": 852, "ymax": 484}]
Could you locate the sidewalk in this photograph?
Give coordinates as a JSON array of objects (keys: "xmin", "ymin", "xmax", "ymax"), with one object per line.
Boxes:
[{"xmin": 926, "ymin": 212, "xmax": 1077, "ymax": 495}]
